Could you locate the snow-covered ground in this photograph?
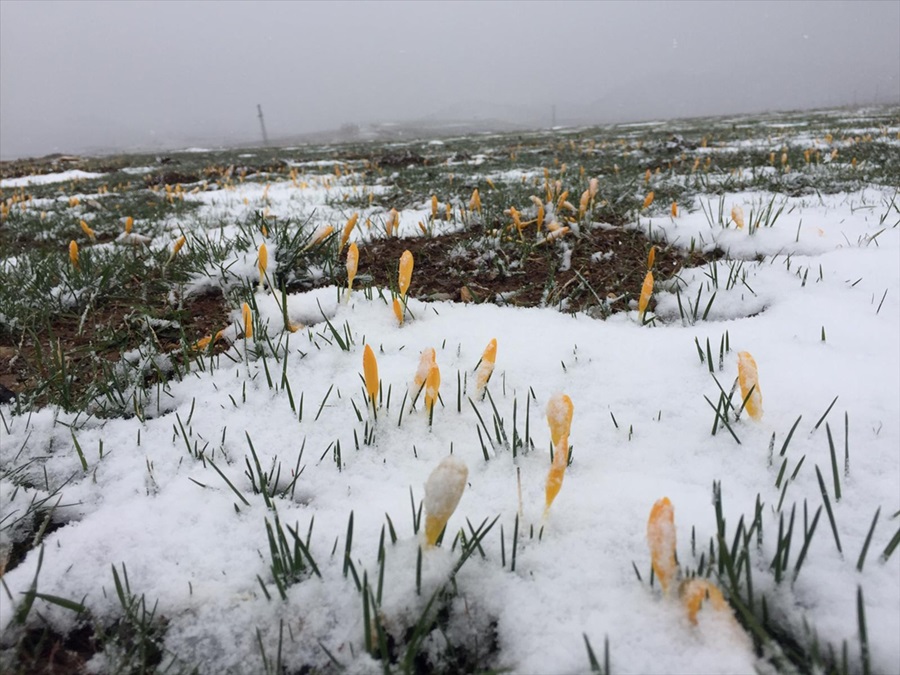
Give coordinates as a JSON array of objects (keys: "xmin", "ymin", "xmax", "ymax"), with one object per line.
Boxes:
[
  {"xmin": 1, "ymin": 169, "xmax": 898, "ymax": 674},
  {"xmin": 0, "ymin": 169, "xmax": 107, "ymax": 188}
]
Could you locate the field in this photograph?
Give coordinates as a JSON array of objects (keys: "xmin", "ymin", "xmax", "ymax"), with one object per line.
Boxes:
[{"xmin": 1, "ymin": 105, "xmax": 898, "ymax": 675}]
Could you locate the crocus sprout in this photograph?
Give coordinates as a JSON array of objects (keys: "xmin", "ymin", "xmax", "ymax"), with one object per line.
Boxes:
[
  {"xmin": 469, "ymin": 188, "xmax": 482, "ymax": 215},
  {"xmin": 363, "ymin": 344, "xmax": 379, "ymax": 408},
  {"xmin": 80, "ymin": 220, "xmax": 96, "ymax": 242},
  {"xmin": 737, "ymin": 351, "xmax": 763, "ymax": 420},
  {"xmin": 413, "ymin": 348, "xmax": 436, "ymax": 401},
  {"xmin": 647, "ymin": 497, "xmax": 677, "ymax": 595},
  {"xmin": 124, "ymin": 216, "xmax": 134, "ymax": 234},
  {"xmin": 68, "ymin": 240, "xmax": 79, "ymax": 270},
  {"xmin": 647, "ymin": 246, "xmax": 657, "ymax": 271},
  {"xmin": 731, "ymin": 205, "xmax": 745, "ymax": 229},
  {"xmin": 339, "ymin": 213, "xmax": 358, "ymax": 251},
  {"xmin": 431, "ymin": 195, "xmax": 438, "ymax": 221},
  {"xmin": 638, "ymin": 271, "xmax": 654, "ymax": 321},
  {"xmin": 393, "ymin": 297, "xmax": 404, "ymax": 326},
  {"xmin": 423, "ymin": 456, "xmax": 468, "ymax": 547},
  {"xmin": 258, "ymin": 242, "xmax": 268, "ymax": 285},
  {"xmin": 474, "ymin": 338, "xmax": 497, "ymax": 396},
  {"xmin": 193, "ymin": 335, "xmax": 212, "ymax": 352},
  {"xmin": 242, "ymin": 303, "xmax": 253, "ymax": 340},
  {"xmin": 642, "ymin": 191, "xmax": 655, "ymax": 210},
  {"xmin": 544, "ymin": 393, "xmax": 574, "ymax": 514},
  {"xmin": 166, "ymin": 235, "xmax": 187, "ymax": 264},
  {"xmin": 589, "ymin": 177, "xmax": 599, "ymax": 199},
  {"xmin": 304, "ymin": 224, "xmax": 334, "ymax": 250},
  {"xmin": 671, "ymin": 201, "xmax": 678, "ymax": 218},
  {"xmin": 578, "ymin": 189, "xmax": 590, "ymax": 220},
  {"xmin": 386, "ymin": 208, "xmax": 399, "ymax": 237},
  {"xmin": 398, "ymin": 250, "xmax": 414, "ymax": 297},
  {"xmin": 424, "ymin": 363, "xmax": 441, "ymax": 422},
  {"xmin": 345, "ymin": 242, "xmax": 359, "ymax": 302},
  {"xmin": 680, "ymin": 578, "xmax": 727, "ymax": 625}
]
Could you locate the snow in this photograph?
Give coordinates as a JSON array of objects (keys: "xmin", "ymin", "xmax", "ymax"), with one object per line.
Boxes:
[
  {"xmin": 0, "ymin": 170, "xmax": 105, "ymax": 187},
  {"xmin": 1, "ymin": 172, "xmax": 898, "ymax": 672}
]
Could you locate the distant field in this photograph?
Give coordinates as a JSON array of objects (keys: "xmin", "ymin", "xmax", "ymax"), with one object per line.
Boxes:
[{"xmin": 1, "ymin": 106, "xmax": 898, "ymax": 675}]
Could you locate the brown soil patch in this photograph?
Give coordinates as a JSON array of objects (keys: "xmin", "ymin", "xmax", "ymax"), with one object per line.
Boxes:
[
  {"xmin": 358, "ymin": 222, "xmax": 715, "ymax": 314},
  {"xmin": 0, "ymin": 288, "xmax": 231, "ymax": 411}
]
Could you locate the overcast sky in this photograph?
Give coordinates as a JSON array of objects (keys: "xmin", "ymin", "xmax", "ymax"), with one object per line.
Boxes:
[{"xmin": 1, "ymin": 0, "xmax": 898, "ymax": 159}]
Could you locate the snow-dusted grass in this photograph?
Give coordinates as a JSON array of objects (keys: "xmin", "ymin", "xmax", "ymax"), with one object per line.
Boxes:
[{"xmin": 1, "ymin": 107, "xmax": 898, "ymax": 674}]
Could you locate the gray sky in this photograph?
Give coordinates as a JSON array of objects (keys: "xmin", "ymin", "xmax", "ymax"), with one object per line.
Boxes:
[{"xmin": 1, "ymin": 0, "xmax": 898, "ymax": 159}]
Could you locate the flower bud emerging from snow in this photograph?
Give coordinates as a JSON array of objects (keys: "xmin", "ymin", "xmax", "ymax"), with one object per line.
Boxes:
[
  {"xmin": 474, "ymin": 338, "xmax": 497, "ymax": 396},
  {"xmin": 363, "ymin": 344, "xmax": 379, "ymax": 406},
  {"xmin": 731, "ymin": 205, "xmax": 745, "ymax": 229},
  {"xmin": 647, "ymin": 497, "xmax": 677, "ymax": 595},
  {"xmin": 680, "ymin": 578, "xmax": 727, "ymax": 625},
  {"xmin": 345, "ymin": 243, "xmax": 359, "ymax": 302},
  {"xmin": 737, "ymin": 351, "xmax": 763, "ymax": 420},
  {"xmin": 242, "ymin": 303, "xmax": 253, "ymax": 340},
  {"xmin": 423, "ymin": 456, "xmax": 468, "ymax": 547},
  {"xmin": 398, "ymin": 250, "xmax": 414, "ymax": 297},
  {"xmin": 68, "ymin": 240, "xmax": 79, "ymax": 269},
  {"xmin": 80, "ymin": 220, "xmax": 96, "ymax": 242}
]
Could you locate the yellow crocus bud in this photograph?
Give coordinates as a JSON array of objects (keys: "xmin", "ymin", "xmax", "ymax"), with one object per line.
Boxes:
[
  {"xmin": 431, "ymin": 195, "xmax": 438, "ymax": 220},
  {"xmin": 80, "ymin": 220, "xmax": 96, "ymax": 242},
  {"xmin": 647, "ymin": 497, "xmax": 677, "ymax": 595},
  {"xmin": 124, "ymin": 216, "xmax": 133, "ymax": 234},
  {"xmin": 474, "ymin": 338, "xmax": 497, "ymax": 395},
  {"xmin": 737, "ymin": 351, "xmax": 763, "ymax": 420},
  {"xmin": 413, "ymin": 348, "xmax": 437, "ymax": 393},
  {"xmin": 386, "ymin": 208, "xmax": 399, "ymax": 237},
  {"xmin": 578, "ymin": 189, "xmax": 590, "ymax": 220},
  {"xmin": 393, "ymin": 297, "xmax": 404, "ymax": 326},
  {"xmin": 671, "ymin": 201, "xmax": 678, "ymax": 218},
  {"xmin": 68, "ymin": 240, "xmax": 79, "ymax": 269},
  {"xmin": 339, "ymin": 213, "xmax": 359, "ymax": 251},
  {"xmin": 345, "ymin": 242, "xmax": 359, "ymax": 301},
  {"xmin": 423, "ymin": 456, "xmax": 468, "ymax": 547},
  {"xmin": 731, "ymin": 205, "xmax": 745, "ymax": 229},
  {"xmin": 647, "ymin": 246, "xmax": 656, "ymax": 270},
  {"xmin": 546, "ymin": 393, "xmax": 573, "ymax": 449},
  {"xmin": 242, "ymin": 303, "xmax": 253, "ymax": 339},
  {"xmin": 258, "ymin": 242, "xmax": 268, "ymax": 285},
  {"xmin": 363, "ymin": 344, "xmax": 379, "ymax": 406},
  {"xmin": 308, "ymin": 224, "xmax": 334, "ymax": 248},
  {"xmin": 638, "ymin": 271, "xmax": 654, "ymax": 320},
  {"xmin": 680, "ymin": 579, "xmax": 727, "ymax": 625},
  {"xmin": 469, "ymin": 188, "xmax": 482, "ymax": 214},
  {"xmin": 642, "ymin": 191, "xmax": 655, "ymax": 210},
  {"xmin": 424, "ymin": 364, "xmax": 440, "ymax": 417},
  {"xmin": 398, "ymin": 250, "xmax": 414, "ymax": 297},
  {"xmin": 589, "ymin": 177, "xmax": 599, "ymax": 198},
  {"xmin": 166, "ymin": 235, "xmax": 187, "ymax": 264},
  {"xmin": 193, "ymin": 335, "xmax": 212, "ymax": 351},
  {"xmin": 644, "ymin": 168, "xmax": 651, "ymax": 184}
]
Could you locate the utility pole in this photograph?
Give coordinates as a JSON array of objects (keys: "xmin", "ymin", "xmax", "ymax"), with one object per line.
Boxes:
[{"xmin": 257, "ymin": 104, "xmax": 269, "ymax": 147}]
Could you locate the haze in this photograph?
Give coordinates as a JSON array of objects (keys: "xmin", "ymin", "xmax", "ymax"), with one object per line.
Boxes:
[{"xmin": 1, "ymin": 0, "xmax": 898, "ymax": 160}]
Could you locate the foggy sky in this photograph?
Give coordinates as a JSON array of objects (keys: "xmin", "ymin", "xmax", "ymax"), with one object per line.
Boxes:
[{"xmin": 1, "ymin": 0, "xmax": 898, "ymax": 160}]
